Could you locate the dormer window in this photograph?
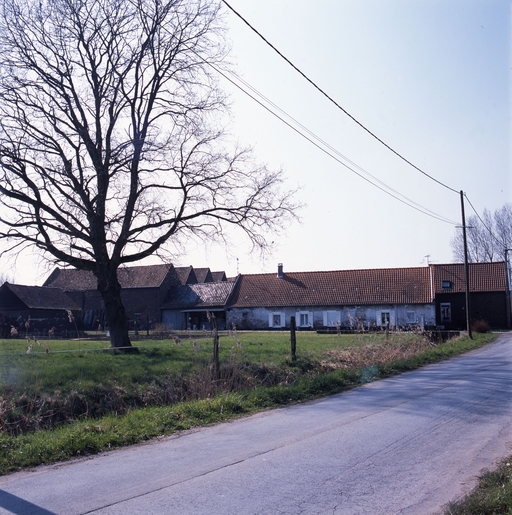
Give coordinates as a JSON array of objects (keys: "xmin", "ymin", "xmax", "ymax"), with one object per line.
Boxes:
[{"xmin": 442, "ymin": 280, "xmax": 452, "ymax": 289}]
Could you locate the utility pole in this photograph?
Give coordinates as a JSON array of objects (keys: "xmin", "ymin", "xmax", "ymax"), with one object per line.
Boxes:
[
  {"xmin": 460, "ymin": 191, "xmax": 472, "ymax": 339},
  {"xmin": 505, "ymin": 249, "xmax": 511, "ymax": 329}
]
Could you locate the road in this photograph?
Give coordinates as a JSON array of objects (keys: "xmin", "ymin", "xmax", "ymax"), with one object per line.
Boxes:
[{"xmin": 1, "ymin": 333, "xmax": 511, "ymax": 515}]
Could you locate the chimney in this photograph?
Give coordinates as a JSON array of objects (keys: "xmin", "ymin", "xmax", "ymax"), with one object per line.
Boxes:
[{"xmin": 277, "ymin": 263, "xmax": 284, "ymax": 278}]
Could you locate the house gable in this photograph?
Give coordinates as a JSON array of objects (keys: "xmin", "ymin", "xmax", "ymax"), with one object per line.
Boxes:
[
  {"xmin": 431, "ymin": 262, "xmax": 508, "ymax": 329},
  {"xmin": 173, "ymin": 266, "xmax": 196, "ymax": 285},
  {"xmin": 193, "ymin": 268, "xmax": 214, "ymax": 283},
  {"xmin": 211, "ymin": 271, "xmax": 227, "ymax": 282},
  {"xmin": 432, "ymin": 262, "xmax": 506, "ymax": 293}
]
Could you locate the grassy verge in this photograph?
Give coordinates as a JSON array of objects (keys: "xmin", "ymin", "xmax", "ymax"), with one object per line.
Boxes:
[
  {"xmin": 445, "ymin": 459, "xmax": 512, "ymax": 514},
  {"xmin": 0, "ymin": 331, "xmax": 499, "ymax": 475}
]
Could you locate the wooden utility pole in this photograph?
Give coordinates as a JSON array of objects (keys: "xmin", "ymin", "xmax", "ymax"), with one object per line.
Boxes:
[
  {"xmin": 505, "ymin": 249, "xmax": 511, "ymax": 329},
  {"xmin": 460, "ymin": 191, "xmax": 473, "ymax": 339}
]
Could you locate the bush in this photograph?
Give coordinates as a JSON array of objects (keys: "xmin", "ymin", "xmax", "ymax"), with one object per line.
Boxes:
[{"xmin": 472, "ymin": 319, "xmax": 490, "ymax": 333}]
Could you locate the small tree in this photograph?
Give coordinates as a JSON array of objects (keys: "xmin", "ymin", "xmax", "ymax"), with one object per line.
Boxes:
[
  {"xmin": 450, "ymin": 204, "xmax": 512, "ymax": 263},
  {"xmin": 0, "ymin": 0, "xmax": 298, "ymax": 348}
]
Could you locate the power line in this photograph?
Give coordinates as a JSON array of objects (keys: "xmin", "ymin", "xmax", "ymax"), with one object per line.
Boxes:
[
  {"xmin": 206, "ymin": 57, "xmax": 459, "ymax": 226},
  {"xmin": 229, "ymin": 69, "xmax": 458, "ymax": 224},
  {"xmin": 221, "ymin": 0, "xmax": 460, "ymax": 195}
]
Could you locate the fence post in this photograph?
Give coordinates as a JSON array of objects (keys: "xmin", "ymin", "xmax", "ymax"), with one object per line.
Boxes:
[
  {"xmin": 290, "ymin": 316, "xmax": 297, "ymax": 361},
  {"xmin": 210, "ymin": 313, "xmax": 220, "ymax": 379}
]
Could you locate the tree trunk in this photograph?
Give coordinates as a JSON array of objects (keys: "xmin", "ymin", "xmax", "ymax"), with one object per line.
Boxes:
[{"xmin": 97, "ymin": 272, "xmax": 133, "ymax": 349}]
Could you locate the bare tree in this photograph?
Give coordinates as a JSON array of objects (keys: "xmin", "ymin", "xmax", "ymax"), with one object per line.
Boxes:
[
  {"xmin": 451, "ymin": 204, "xmax": 512, "ymax": 263},
  {"xmin": 0, "ymin": 0, "xmax": 298, "ymax": 348}
]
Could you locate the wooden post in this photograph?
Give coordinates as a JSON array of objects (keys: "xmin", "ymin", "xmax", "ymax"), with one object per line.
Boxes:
[
  {"xmin": 505, "ymin": 249, "xmax": 511, "ymax": 329},
  {"xmin": 212, "ymin": 314, "xmax": 220, "ymax": 379},
  {"xmin": 290, "ymin": 316, "xmax": 297, "ymax": 361}
]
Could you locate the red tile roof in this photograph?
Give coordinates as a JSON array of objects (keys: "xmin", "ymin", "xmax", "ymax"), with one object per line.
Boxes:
[
  {"xmin": 229, "ymin": 267, "xmax": 433, "ymax": 308},
  {"xmin": 432, "ymin": 262, "xmax": 506, "ymax": 293}
]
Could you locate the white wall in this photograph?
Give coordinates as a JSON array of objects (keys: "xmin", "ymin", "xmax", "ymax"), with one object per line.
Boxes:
[{"xmin": 227, "ymin": 304, "xmax": 436, "ymax": 330}]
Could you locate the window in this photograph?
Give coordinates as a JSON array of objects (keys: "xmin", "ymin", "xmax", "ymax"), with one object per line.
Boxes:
[
  {"xmin": 406, "ymin": 311, "xmax": 416, "ymax": 324},
  {"xmin": 323, "ymin": 311, "xmax": 341, "ymax": 327},
  {"xmin": 442, "ymin": 280, "xmax": 452, "ymax": 289},
  {"xmin": 381, "ymin": 312, "xmax": 390, "ymax": 325},
  {"xmin": 269, "ymin": 312, "xmax": 285, "ymax": 328},
  {"xmin": 440, "ymin": 303, "xmax": 451, "ymax": 322},
  {"xmin": 296, "ymin": 311, "xmax": 313, "ymax": 327}
]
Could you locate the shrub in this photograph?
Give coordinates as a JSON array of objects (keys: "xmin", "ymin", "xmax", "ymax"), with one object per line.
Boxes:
[{"xmin": 472, "ymin": 319, "xmax": 490, "ymax": 333}]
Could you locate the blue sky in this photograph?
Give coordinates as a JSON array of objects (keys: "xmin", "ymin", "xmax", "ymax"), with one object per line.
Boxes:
[
  {"xmin": 3, "ymin": 0, "xmax": 510, "ymax": 283},
  {"xmin": 189, "ymin": 0, "xmax": 511, "ymax": 277}
]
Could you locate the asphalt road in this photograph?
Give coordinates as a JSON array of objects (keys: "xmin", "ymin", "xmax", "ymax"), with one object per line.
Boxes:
[{"xmin": 1, "ymin": 333, "xmax": 512, "ymax": 515}]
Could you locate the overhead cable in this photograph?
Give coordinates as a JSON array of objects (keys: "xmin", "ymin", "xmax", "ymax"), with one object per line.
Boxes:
[
  {"xmin": 221, "ymin": 0, "xmax": 460, "ymax": 195},
  {"xmin": 208, "ymin": 58, "xmax": 459, "ymax": 226}
]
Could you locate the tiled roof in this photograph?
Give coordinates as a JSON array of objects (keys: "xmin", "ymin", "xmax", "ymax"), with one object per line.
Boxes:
[
  {"xmin": 211, "ymin": 271, "xmax": 227, "ymax": 282},
  {"xmin": 43, "ymin": 268, "xmax": 97, "ymax": 290},
  {"xmin": 229, "ymin": 267, "xmax": 433, "ymax": 308},
  {"xmin": 161, "ymin": 282, "xmax": 235, "ymax": 310},
  {"xmin": 44, "ymin": 264, "xmax": 173, "ymax": 290},
  {"xmin": 432, "ymin": 262, "xmax": 506, "ymax": 293},
  {"xmin": 173, "ymin": 266, "xmax": 195, "ymax": 285},
  {"xmin": 117, "ymin": 264, "xmax": 173, "ymax": 288},
  {"xmin": 3, "ymin": 283, "xmax": 81, "ymax": 310},
  {"xmin": 194, "ymin": 268, "xmax": 213, "ymax": 283}
]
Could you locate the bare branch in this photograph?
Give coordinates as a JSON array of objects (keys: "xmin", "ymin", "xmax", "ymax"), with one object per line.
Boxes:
[
  {"xmin": 0, "ymin": 0, "xmax": 300, "ymax": 347},
  {"xmin": 450, "ymin": 203, "xmax": 512, "ymax": 262}
]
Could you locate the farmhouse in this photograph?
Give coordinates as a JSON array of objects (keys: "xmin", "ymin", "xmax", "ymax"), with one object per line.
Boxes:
[
  {"xmin": 0, "ymin": 282, "xmax": 81, "ymax": 337},
  {"xmin": 432, "ymin": 262, "xmax": 508, "ymax": 330},
  {"xmin": 43, "ymin": 264, "xmax": 228, "ymax": 331},
  {"xmin": 225, "ymin": 264, "xmax": 436, "ymax": 331},
  {"xmin": 43, "ymin": 264, "xmax": 177, "ymax": 330},
  {"xmin": 161, "ymin": 280, "xmax": 235, "ymax": 330},
  {"xmin": 0, "ymin": 261, "xmax": 508, "ymax": 335}
]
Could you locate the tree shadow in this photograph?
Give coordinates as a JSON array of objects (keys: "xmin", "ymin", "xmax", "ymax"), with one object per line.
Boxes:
[{"xmin": 0, "ymin": 489, "xmax": 57, "ymax": 515}]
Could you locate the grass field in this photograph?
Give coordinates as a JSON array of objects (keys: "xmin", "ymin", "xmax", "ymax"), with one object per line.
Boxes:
[
  {"xmin": 0, "ymin": 330, "xmax": 501, "ymax": 481},
  {"xmin": 0, "ymin": 329, "xmax": 463, "ymax": 392}
]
